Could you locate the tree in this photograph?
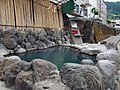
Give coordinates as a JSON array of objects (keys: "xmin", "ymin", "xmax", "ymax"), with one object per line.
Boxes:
[{"xmin": 91, "ymin": 8, "xmax": 99, "ymax": 15}]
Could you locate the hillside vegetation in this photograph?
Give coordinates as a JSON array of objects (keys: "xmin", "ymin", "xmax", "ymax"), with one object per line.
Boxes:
[{"xmin": 105, "ymin": 2, "xmax": 120, "ymax": 20}]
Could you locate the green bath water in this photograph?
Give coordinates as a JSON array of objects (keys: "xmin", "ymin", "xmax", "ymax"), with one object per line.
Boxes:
[{"xmin": 14, "ymin": 46, "xmax": 96, "ymax": 69}]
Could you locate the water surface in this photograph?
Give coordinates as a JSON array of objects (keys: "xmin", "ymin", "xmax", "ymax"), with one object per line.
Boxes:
[{"xmin": 14, "ymin": 46, "xmax": 96, "ymax": 69}]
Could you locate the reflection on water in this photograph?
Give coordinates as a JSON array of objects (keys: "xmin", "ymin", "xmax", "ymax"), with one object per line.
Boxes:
[{"xmin": 14, "ymin": 46, "xmax": 96, "ymax": 69}]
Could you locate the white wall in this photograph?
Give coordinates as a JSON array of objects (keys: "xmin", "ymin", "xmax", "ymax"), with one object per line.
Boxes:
[{"xmin": 75, "ymin": 0, "xmax": 89, "ymax": 5}]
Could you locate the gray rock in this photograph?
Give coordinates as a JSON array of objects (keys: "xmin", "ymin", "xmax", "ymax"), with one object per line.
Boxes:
[
  {"xmin": 3, "ymin": 61, "xmax": 24, "ymax": 87},
  {"xmin": 27, "ymin": 35, "xmax": 35, "ymax": 45},
  {"xmin": 24, "ymin": 43, "xmax": 32, "ymax": 50},
  {"xmin": 0, "ymin": 44, "xmax": 9, "ymax": 55},
  {"xmin": 0, "ymin": 55, "xmax": 4, "ymax": 60},
  {"xmin": 5, "ymin": 56, "xmax": 21, "ymax": 61},
  {"xmin": 24, "ymin": 29, "xmax": 32, "ymax": 36},
  {"xmin": 96, "ymin": 49, "xmax": 120, "ymax": 68},
  {"xmin": 0, "ymin": 28, "xmax": 3, "ymax": 38},
  {"xmin": 32, "ymin": 45, "xmax": 37, "ymax": 50},
  {"xmin": 39, "ymin": 29, "xmax": 47, "ymax": 36},
  {"xmin": 35, "ymin": 41, "xmax": 47, "ymax": 49},
  {"xmin": 38, "ymin": 34, "xmax": 46, "ymax": 41},
  {"xmin": 23, "ymin": 62, "xmax": 32, "ymax": 71},
  {"xmin": 33, "ymin": 80, "xmax": 70, "ymax": 90},
  {"xmin": 21, "ymin": 42, "xmax": 26, "ymax": 48},
  {"xmin": 3, "ymin": 38, "xmax": 18, "ymax": 49},
  {"xmin": 0, "ymin": 56, "xmax": 21, "ymax": 80},
  {"xmin": 0, "ymin": 38, "xmax": 3, "ymax": 43},
  {"xmin": 54, "ymin": 30, "xmax": 61, "ymax": 40},
  {"xmin": 37, "ymin": 29, "xmax": 47, "ymax": 41},
  {"xmin": 43, "ymin": 40, "xmax": 55, "ymax": 47},
  {"xmin": 57, "ymin": 40, "xmax": 62, "ymax": 45},
  {"xmin": 16, "ymin": 31, "xmax": 26, "ymax": 44},
  {"xmin": 2, "ymin": 30, "xmax": 13, "ymax": 38},
  {"xmin": 32, "ymin": 59, "xmax": 60, "ymax": 82},
  {"xmin": 44, "ymin": 28, "xmax": 54, "ymax": 37},
  {"xmin": 31, "ymin": 30, "xmax": 38, "ymax": 40},
  {"xmin": 81, "ymin": 59, "xmax": 94, "ymax": 65},
  {"xmin": 96, "ymin": 60, "xmax": 117, "ymax": 90},
  {"xmin": 17, "ymin": 36, "xmax": 23, "ymax": 45},
  {"xmin": 14, "ymin": 45, "xmax": 21, "ymax": 51},
  {"xmin": 60, "ymin": 63, "xmax": 105, "ymax": 90},
  {"xmin": 15, "ymin": 70, "xmax": 34, "ymax": 90},
  {"xmin": 15, "ymin": 48, "xmax": 26, "ymax": 54},
  {"xmin": 79, "ymin": 43, "xmax": 107, "ymax": 55}
]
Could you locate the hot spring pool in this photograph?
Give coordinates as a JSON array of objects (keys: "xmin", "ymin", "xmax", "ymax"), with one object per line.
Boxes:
[{"xmin": 12, "ymin": 46, "xmax": 96, "ymax": 69}]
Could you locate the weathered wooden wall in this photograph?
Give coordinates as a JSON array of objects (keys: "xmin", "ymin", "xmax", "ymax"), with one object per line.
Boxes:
[{"xmin": 0, "ymin": 0, "xmax": 63, "ymax": 30}]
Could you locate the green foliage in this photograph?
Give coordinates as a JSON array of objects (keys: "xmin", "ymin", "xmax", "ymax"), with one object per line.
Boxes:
[
  {"xmin": 105, "ymin": 1, "xmax": 120, "ymax": 20},
  {"xmin": 91, "ymin": 8, "xmax": 99, "ymax": 15},
  {"xmin": 106, "ymin": 19, "xmax": 111, "ymax": 24}
]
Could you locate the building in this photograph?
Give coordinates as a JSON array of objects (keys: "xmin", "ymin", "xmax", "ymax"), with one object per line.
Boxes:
[
  {"xmin": 0, "ymin": 0, "xmax": 63, "ymax": 30},
  {"xmin": 74, "ymin": 0, "xmax": 107, "ymax": 23}
]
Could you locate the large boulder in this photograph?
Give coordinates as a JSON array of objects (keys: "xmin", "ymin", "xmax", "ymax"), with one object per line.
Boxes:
[
  {"xmin": 44, "ymin": 28, "xmax": 54, "ymax": 37},
  {"xmin": 0, "ymin": 56, "xmax": 21, "ymax": 80},
  {"xmin": 16, "ymin": 31, "xmax": 26, "ymax": 44},
  {"xmin": 0, "ymin": 44, "xmax": 9, "ymax": 55},
  {"xmin": 3, "ymin": 38, "xmax": 18, "ymax": 49},
  {"xmin": 27, "ymin": 35, "xmax": 35, "ymax": 45},
  {"xmin": 54, "ymin": 30, "xmax": 61, "ymax": 40},
  {"xmin": 31, "ymin": 30, "xmax": 38, "ymax": 40},
  {"xmin": 23, "ymin": 62, "xmax": 32, "ymax": 71},
  {"xmin": 96, "ymin": 49, "xmax": 120, "ymax": 68},
  {"xmin": 15, "ymin": 70, "xmax": 34, "ymax": 90},
  {"xmin": 24, "ymin": 43, "xmax": 32, "ymax": 50},
  {"xmin": 15, "ymin": 48, "xmax": 26, "ymax": 54},
  {"xmin": 2, "ymin": 30, "xmax": 13, "ymax": 38},
  {"xmin": 60, "ymin": 63, "xmax": 105, "ymax": 90},
  {"xmin": 96, "ymin": 60, "xmax": 117, "ymax": 90},
  {"xmin": 43, "ymin": 40, "xmax": 55, "ymax": 47},
  {"xmin": 37, "ymin": 29, "xmax": 47, "ymax": 41},
  {"xmin": 35, "ymin": 41, "xmax": 47, "ymax": 49},
  {"xmin": 32, "ymin": 59, "xmax": 60, "ymax": 82},
  {"xmin": 81, "ymin": 59, "xmax": 94, "ymax": 65},
  {"xmin": 79, "ymin": 43, "xmax": 107, "ymax": 55},
  {"xmin": 3, "ymin": 61, "xmax": 24, "ymax": 87},
  {"xmin": 38, "ymin": 34, "xmax": 46, "ymax": 41},
  {"xmin": 5, "ymin": 56, "xmax": 21, "ymax": 61},
  {"xmin": 33, "ymin": 80, "xmax": 70, "ymax": 90}
]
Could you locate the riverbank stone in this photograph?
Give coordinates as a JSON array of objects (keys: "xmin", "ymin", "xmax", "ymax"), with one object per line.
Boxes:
[
  {"xmin": 23, "ymin": 62, "xmax": 32, "ymax": 71},
  {"xmin": 33, "ymin": 80, "xmax": 70, "ymax": 90},
  {"xmin": 79, "ymin": 43, "xmax": 107, "ymax": 55},
  {"xmin": 15, "ymin": 48, "xmax": 26, "ymax": 53},
  {"xmin": 0, "ymin": 56, "xmax": 21, "ymax": 80},
  {"xmin": 32, "ymin": 59, "xmax": 60, "ymax": 82},
  {"xmin": 60, "ymin": 63, "xmax": 104, "ymax": 90},
  {"xmin": 81, "ymin": 59, "xmax": 94, "ymax": 65},
  {"xmin": 15, "ymin": 70, "xmax": 34, "ymax": 90},
  {"xmin": 96, "ymin": 49, "xmax": 120, "ymax": 68},
  {"xmin": 35, "ymin": 41, "xmax": 47, "ymax": 49},
  {"xmin": 3, "ymin": 38, "xmax": 18, "ymax": 50},
  {"xmin": 0, "ymin": 44, "xmax": 9, "ymax": 55},
  {"xmin": 96, "ymin": 60, "xmax": 116, "ymax": 90},
  {"xmin": 3, "ymin": 61, "xmax": 24, "ymax": 87}
]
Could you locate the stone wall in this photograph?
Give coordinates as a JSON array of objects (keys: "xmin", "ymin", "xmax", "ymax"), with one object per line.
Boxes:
[{"xmin": 0, "ymin": 28, "xmax": 70, "ymax": 55}]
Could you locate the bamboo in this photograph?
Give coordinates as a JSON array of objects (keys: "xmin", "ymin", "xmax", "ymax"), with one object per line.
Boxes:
[{"xmin": 0, "ymin": 0, "xmax": 63, "ymax": 29}]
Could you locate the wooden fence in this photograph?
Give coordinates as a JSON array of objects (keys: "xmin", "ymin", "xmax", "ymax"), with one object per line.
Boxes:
[{"xmin": 0, "ymin": 0, "xmax": 63, "ymax": 30}]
